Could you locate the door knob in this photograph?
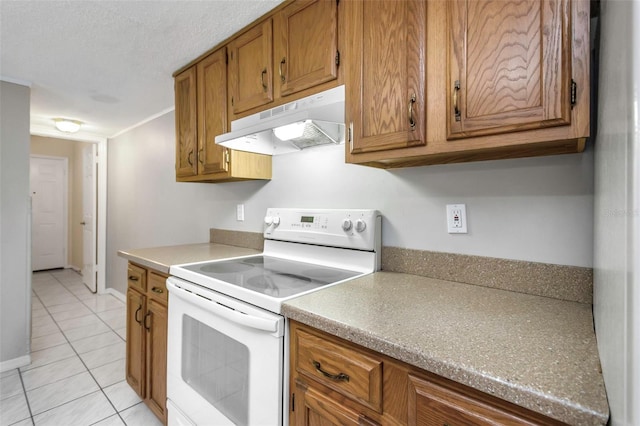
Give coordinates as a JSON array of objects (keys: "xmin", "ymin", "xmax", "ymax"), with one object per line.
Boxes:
[{"xmin": 80, "ymin": 221, "xmax": 86, "ymax": 225}]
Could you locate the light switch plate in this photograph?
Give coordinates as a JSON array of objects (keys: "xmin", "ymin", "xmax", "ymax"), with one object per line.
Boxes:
[{"xmin": 446, "ymin": 204, "xmax": 467, "ymax": 233}]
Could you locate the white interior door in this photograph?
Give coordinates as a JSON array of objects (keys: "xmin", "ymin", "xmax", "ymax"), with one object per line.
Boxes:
[
  {"xmin": 82, "ymin": 145, "xmax": 97, "ymax": 292},
  {"xmin": 31, "ymin": 156, "xmax": 67, "ymax": 271}
]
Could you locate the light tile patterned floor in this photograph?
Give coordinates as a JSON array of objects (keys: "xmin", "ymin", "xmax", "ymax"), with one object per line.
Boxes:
[{"xmin": 0, "ymin": 269, "xmax": 162, "ymax": 426}]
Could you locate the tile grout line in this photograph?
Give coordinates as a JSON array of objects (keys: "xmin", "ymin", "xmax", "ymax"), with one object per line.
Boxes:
[
  {"xmin": 45, "ymin": 271, "xmax": 130, "ymax": 425},
  {"xmin": 27, "ymin": 271, "xmax": 130, "ymax": 425}
]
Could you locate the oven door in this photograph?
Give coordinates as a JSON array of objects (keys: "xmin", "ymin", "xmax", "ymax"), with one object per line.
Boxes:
[{"xmin": 166, "ymin": 277, "xmax": 285, "ymax": 426}]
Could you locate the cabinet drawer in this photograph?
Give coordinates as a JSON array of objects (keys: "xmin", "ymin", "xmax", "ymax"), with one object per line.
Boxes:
[
  {"xmin": 295, "ymin": 328, "xmax": 383, "ymax": 412},
  {"xmin": 148, "ymin": 272, "xmax": 168, "ymax": 304},
  {"xmin": 127, "ymin": 264, "xmax": 146, "ymax": 292}
]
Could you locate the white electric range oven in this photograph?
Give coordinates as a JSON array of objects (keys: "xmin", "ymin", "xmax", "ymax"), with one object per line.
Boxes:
[{"xmin": 166, "ymin": 208, "xmax": 381, "ymax": 426}]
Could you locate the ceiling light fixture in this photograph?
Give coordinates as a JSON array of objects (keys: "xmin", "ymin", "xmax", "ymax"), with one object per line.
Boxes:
[{"xmin": 53, "ymin": 118, "xmax": 83, "ymax": 133}]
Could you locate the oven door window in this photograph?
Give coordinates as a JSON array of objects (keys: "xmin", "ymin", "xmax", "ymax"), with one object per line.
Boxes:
[{"xmin": 182, "ymin": 314, "xmax": 249, "ymax": 426}]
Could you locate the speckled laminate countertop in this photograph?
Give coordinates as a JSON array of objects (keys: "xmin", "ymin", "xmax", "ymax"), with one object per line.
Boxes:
[
  {"xmin": 117, "ymin": 243, "xmax": 261, "ymax": 274},
  {"xmin": 282, "ymin": 272, "xmax": 609, "ymax": 425}
]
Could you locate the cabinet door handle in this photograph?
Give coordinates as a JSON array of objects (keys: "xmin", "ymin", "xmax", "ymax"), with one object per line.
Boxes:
[
  {"xmin": 453, "ymin": 80, "xmax": 461, "ymax": 122},
  {"xmin": 312, "ymin": 360, "xmax": 349, "ymax": 382},
  {"xmin": 408, "ymin": 94, "xmax": 416, "ymax": 129},
  {"xmin": 279, "ymin": 57, "xmax": 286, "ymax": 83},
  {"xmin": 128, "ymin": 276, "xmax": 139, "ymax": 282},
  {"xmin": 261, "ymin": 68, "xmax": 268, "ymax": 91},
  {"xmin": 198, "ymin": 148, "xmax": 204, "ymax": 165},
  {"xmin": 151, "ymin": 287, "xmax": 164, "ymax": 294},
  {"xmin": 144, "ymin": 312, "xmax": 151, "ymax": 331},
  {"xmin": 134, "ymin": 305, "xmax": 142, "ymax": 324},
  {"xmin": 187, "ymin": 150, "xmax": 194, "ymax": 166}
]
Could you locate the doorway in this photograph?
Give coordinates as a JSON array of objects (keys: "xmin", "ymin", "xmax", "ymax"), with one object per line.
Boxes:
[
  {"xmin": 29, "ymin": 133, "xmax": 106, "ymax": 294},
  {"xmin": 30, "ymin": 156, "xmax": 68, "ymax": 271}
]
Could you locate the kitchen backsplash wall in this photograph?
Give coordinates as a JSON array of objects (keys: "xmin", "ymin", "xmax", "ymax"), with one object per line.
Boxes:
[{"xmin": 106, "ymin": 111, "xmax": 594, "ymax": 294}]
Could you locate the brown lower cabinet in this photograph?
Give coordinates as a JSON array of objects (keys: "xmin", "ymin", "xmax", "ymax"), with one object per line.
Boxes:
[
  {"xmin": 289, "ymin": 321, "xmax": 565, "ymax": 426},
  {"xmin": 126, "ymin": 263, "xmax": 168, "ymax": 424}
]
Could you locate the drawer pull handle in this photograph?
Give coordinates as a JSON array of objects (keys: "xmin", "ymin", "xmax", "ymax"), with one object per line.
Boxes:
[
  {"xmin": 151, "ymin": 287, "xmax": 164, "ymax": 294},
  {"xmin": 128, "ymin": 276, "xmax": 139, "ymax": 282},
  {"xmin": 312, "ymin": 360, "xmax": 349, "ymax": 382}
]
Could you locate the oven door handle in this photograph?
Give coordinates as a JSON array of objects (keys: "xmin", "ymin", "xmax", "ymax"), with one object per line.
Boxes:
[{"xmin": 167, "ymin": 279, "xmax": 279, "ymax": 333}]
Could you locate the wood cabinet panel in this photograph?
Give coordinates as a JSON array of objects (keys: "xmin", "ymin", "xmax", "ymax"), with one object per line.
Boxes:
[
  {"xmin": 174, "ymin": 67, "xmax": 198, "ymax": 178},
  {"xmin": 275, "ymin": 0, "xmax": 338, "ymax": 98},
  {"xmin": 146, "ymin": 298, "xmax": 168, "ymax": 423},
  {"xmin": 127, "ymin": 263, "xmax": 146, "ymax": 293},
  {"xmin": 345, "ymin": 0, "xmax": 426, "ymax": 157},
  {"xmin": 294, "ymin": 379, "xmax": 366, "ymax": 426},
  {"xmin": 228, "ymin": 19, "xmax": 274, "ymax": 114},
  {"xmin": 148, "ymin": 271, "xmax": 168, "ymax": 304},
  {"xmin": 408, "ymin": 374, "xmax": 541, "ymax": 426},
  {"xmin": 290, "ymin": 321, "xmax": 564, "ymax": 426},
  {"xmin": 126, "ymin": 288, "xmax": 145, "ymax": 398},
  {"xmin": 126, "ymin": 263, "xmax": 168, "ymax": 424},
  {"xmin": 447, "ymin": 0, "xmax": 572, "ymax": 139},
  {"xmin": 295, "ymin": 328, "xmax": 382, "ymax": 412},
  {"xmin": 197, "ymin": 47, "xmax": 229, "ymax": 175}
]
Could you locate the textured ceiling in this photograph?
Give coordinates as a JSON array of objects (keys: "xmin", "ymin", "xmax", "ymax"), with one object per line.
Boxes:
[{"xmin": 0, "ymin": 0, "xmax": 282, "ymax": 140}]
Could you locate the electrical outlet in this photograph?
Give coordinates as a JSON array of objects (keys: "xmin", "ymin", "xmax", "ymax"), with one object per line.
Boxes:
[
  {"xmin": 236, "ymin": 204, "xmax": 245, "ymax": 221},
  {"xmin": 446, "ymin": 204, "xmax": 467, "ymax": 234}
]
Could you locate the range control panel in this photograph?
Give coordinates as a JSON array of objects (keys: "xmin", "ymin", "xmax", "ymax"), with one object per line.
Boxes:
[{"xmin": 264, "ymin": 208, "xmax": 381, "ymax": 252}]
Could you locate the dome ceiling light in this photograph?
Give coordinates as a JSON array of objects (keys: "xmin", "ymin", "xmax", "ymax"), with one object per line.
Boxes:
[{"xmin": 53, "ymin": 118, "xmax": 83, "ymax": 133}]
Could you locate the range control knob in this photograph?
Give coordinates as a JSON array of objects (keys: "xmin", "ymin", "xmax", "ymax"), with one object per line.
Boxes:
[
  {"xmin": 355, "ymin": 219, "xmax": 367, "ymax": 233},
  {"xmin": 272, "ymin": 216, "xmax": 281, "ymax": 226},
  {"xmin": 341, "ymin": 218, "xmax": 353, "ymax": 232},
  {"xmin": 264, "ymin": 216, "xmax": 273, "ymax": 226}
]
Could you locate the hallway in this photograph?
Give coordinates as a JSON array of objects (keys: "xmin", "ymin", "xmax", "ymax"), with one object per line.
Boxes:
[{"xmin": 0, "ymin": 269, "xmax": 161, "ymax": 426}]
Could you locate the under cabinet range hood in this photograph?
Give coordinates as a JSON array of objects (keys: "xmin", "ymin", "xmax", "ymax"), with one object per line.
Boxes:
[{"xmin": 215, "ymin": 85, "xmax": 345, "ymax": 156}]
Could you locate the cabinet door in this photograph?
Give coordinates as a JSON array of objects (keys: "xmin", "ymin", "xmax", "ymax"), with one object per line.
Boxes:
[
  {"xmin": 447, "ymin": 0, "xmax": 571, "ymax": 139},
  {"xmin": 197, "ymin": 47, "xmax": 229, "ymax": 175},
  {"xmin": 175, "ymin": 67, "xmax": 198, "ymax": 177},
  {"xmin": 228, "ymin": 19, "xmax": 274, "ymax": 115},
  {"xmin": 274, "ymin": 0, "xmax": 338, "ymax": 98},
  {"xmin": 145, "ymin": 299, "xmax": 168, "ymax": 422},
  {"xmin": 294, "ymin": 380, "xmax": 379, "ymax": 426},
  {"xmin": 345, "ymin": 0, "xmax": 426, "ymax": 156},
  {"xmin": 408, "ymin": 374, "xmax": 538, "ymax": 426},
  {"xmin": 126, "ymin": 288, "xmax": 146, "ymax": 398}
]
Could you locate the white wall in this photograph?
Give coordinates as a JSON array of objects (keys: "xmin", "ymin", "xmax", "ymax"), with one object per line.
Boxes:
[
  {"xmin": 593, "ymin": 0, "xmax": 640, "ymax": 424},
  {"xmin": 0, "ymin": 81, "xmax": 31, "ymax": 369},
  {"xmin": 107, "ymin": 111, "xmax": 594, "ymax": 294}
]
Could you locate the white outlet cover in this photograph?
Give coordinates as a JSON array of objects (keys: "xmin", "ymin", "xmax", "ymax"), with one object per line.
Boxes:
[
  {"xmin": 236, "ymin": 204, "xmax": 245, "ymax": 221},
  {"xmin": 446, "ymin": 204, "xmax": 467, "ymax": 234}
]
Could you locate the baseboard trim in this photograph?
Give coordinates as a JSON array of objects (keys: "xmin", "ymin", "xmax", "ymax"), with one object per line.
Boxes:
[
  {"xmin": 0, "ymin": 354, "xmax": 31, "ymax": 373},
  {"xmin": 104, "ymin": 288, "xmax": 126, "ymax": 303}
]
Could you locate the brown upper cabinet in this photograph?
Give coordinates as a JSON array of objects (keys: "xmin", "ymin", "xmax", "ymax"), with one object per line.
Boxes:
[
  {"xmin": 227, "ymin": 0, "xmax": 341, "ymax": 120},
  {"xmin": 174, "ymin": 67, "xmax": 198, "ymax": 178},
  {"xmin": 347, "ymin": 0, "xmax": 590, "ymax": 168},
  {"xmin": 196, "ymin": 47, "xmax": 230, "ymax": 175},
  {"xmin": 447, "ymin": 0, "xmax": 572, "ymax": 139},
  {"xmin": 228, "ymin": 19, "xmax": 274, "ymax": 115},
  {"xmin": 344, "ymin": 0, "xmax": 427, "ymax": 158},
  {"xmin": 274, "ymin": 0, "xmax": 339, "ymax": 98},
  {"xmin": 175, "ymin": 48, "xmax": 272, "ymax": 183}
]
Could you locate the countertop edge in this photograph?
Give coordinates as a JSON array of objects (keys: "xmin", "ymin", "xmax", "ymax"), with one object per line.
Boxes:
[
  {"xmin": 281, "ymin": 304, "xmax": 609, "ymax": 426},
  {"xmin": 118, "ymin": 250, "xmax": 170, "ymax": 274}
]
